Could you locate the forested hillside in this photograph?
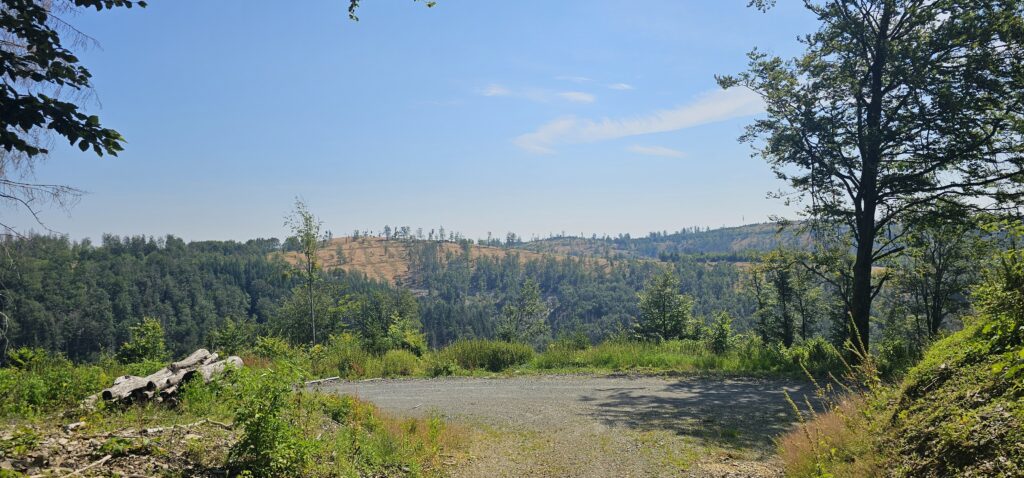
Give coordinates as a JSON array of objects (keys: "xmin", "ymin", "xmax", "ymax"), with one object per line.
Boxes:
[
  {"xmin": 0, "ymin": 232, "xmax": 758, "ymax": 359},
  {"xmin": 0, "ymin": 235, "xmax": 383, "ymax": 360},
  {"xmin": 522, "ymin": 222, "xmax": 809, "ymax": 260}
]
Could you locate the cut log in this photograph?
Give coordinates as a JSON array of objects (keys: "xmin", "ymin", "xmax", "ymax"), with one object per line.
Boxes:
[
  {"xmin": 143, "ymin": 367, "xmax": 174, "ymax": 390},
  {"xmin": 163, "ymin": 369, "xmax": 190, "ymax": 390},
  {"xmin": 168, "ymin": 348, "xmax": 212, "ymax": 372},
  {"xmin": 159, "ymin": 384, "xmax": 179, "ymax": 399},
  {"xmin": 101, "ymin": 376, "xmax": 153, "ymax": 401},
  {"xmin": 197, "ymin": 356, "xmax": 243, "ymax": 382},
  {"xmin": 152, "ymin": 352, "xmax": 218, "ymax": 392},
  {"xmin": 97, "ymin": 349, "xmax": 243, "ymax": 406}
]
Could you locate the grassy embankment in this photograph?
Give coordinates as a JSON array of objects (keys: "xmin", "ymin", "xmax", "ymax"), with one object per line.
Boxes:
[
  {"xmin": 778, "ymin": 249, "xmax": 1024, "ymax": 477},
  {"xmin": 0, "ymin": 351, "xmax": 463, "ymax": 477}
]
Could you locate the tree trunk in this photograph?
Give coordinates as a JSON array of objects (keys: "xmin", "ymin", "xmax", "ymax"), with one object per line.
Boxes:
[
  {"xmin": 928, "ymin": 269, "xmax": 946, "ymax": 337},
  {"xmin": 848, "ymin": 3, "xmax": 891, "ymax": 358},
  {"xmin": 850, "ymin": 212, "xmax": 876, "ymax": 355}
]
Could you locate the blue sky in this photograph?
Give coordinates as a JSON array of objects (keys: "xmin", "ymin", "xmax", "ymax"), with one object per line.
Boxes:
[{"xmin": 8, "ymin": 1, "xmax": 816, "ymax": 241}]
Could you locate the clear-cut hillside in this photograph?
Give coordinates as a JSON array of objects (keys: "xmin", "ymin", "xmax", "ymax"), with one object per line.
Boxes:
[{"xmin": 277, "ymin": 237, "xmax": 613, "ymax": 286}]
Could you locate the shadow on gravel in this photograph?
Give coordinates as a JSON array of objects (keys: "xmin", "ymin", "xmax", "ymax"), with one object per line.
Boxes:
[{"xmin": 582, "ymin": 379, "xmax": 818, "ymax": 451}]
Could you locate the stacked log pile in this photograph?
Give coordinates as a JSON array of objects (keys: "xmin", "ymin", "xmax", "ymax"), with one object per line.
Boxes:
[{"xmin": 94, "ymin": 349, "xmax": 243, "ymax": 406}]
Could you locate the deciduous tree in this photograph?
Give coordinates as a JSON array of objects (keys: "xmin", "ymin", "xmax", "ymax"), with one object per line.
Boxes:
[
  {"xmin": 284, "ymin": 199, "xmax": 327, "ymax": 345},
  {"xmin": 720, "ymin": 0, "xmax": 1024, "ymax": 351},
  {"xmin": 636, "ymin": 271, "xmax": 697, "ymax": 341}
]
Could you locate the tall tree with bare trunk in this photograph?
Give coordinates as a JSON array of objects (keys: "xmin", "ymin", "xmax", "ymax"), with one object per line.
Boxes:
[{"xmin": 720, "ymin": 0, "xmax": 1024, "ymax": 353}]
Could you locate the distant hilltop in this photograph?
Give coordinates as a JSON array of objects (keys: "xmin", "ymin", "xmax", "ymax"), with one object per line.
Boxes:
[{"xmin": 275, "ymin": 222, "xmax": 806, "ymax": 286}]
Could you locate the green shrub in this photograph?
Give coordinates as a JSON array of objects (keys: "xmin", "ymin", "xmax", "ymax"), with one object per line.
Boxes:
[
  {"xmin": 315, "ymin": 394, "xmax": 357, "ymax": 424},
  {"xmin": 98, "ymin": 437, "xmax": 156, "ymax": 458},
  {"xmin": 381, "ymin": 349, "xmax": 420, "ymax": 377},
  {"xmin": 324, "ymin": 334, "xmax": 373, "ymax": 379},
  {"xmin": 252, "ymin": 336, "xmax": 297, "ymax": 361},
  {"xmin": 552, "ymin": 329, "xmax": 590, "ymax": 351},
  {"xmin": 227, "ymin": 370, "xmax": 309, "ymax": 477},
  {"xmin": 210, "ymin": 317, "xmax": 257, "ymax": 356},
  {"xmin": 0, "ymin": 354, "xmax": 108, "ymax": 418},
  {"xmin": 533, "ymin": 344, "xmax": 580, "ymax": 369},
  {"xmin": 0, "ymin": 427, "xmax": 40, "ymax": 457},
  {"xmin": 735, "ymin": 335, "xmax": 781, "ymax": 371},
  {"xmin": 425, "ymin": 356, "xmax": 460, "ymax": 377},
  {"xmin": 707, "ymin": 312, "xmax": 734, "ymax": 355},
  {"xmin": 5, "ymin": 347, "xmax": 50, "ymax": 370},
  {"xmin": 117, "ymin": 317, "xmax": 169, "ymax": 364},
  {"xmin": 787, "ymin": 337, "xmax": 842, "ymax": 375},
  {"xmin": 439, "ymin": 340, "xmax": 534, "ymax": 372}
]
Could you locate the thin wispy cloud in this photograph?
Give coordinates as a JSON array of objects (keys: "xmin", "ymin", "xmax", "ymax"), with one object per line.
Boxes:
[
  {"xmin": 606, "ymin": 83, "xmax": 634, "ymax": 90},
  {"xmin": 558, "ymin": 91, "xmax": 595, "ymax": 103},
  {"xmin": 478, "ymin": 84, "xmax": 597, "ymax": 104},
  {"xmin": 480, "ymin": 84, "xmax": 511, "ymax": 97},
  {"xmin": 513, "ymin": 88, "xmax": 764, "ymax": 154},
  {"xmin": 555, "ymin": 75, "xmax": 593, "ymax": 83},
  {"xmin": 627, "ymin": 145, "xmax": 686, "ymax": 158}
]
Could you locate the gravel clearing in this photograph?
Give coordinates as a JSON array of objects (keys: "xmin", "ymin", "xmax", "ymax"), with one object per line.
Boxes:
[{"xmin": 317, "ymin": 375, "xmax": 816, "ymax": 477}]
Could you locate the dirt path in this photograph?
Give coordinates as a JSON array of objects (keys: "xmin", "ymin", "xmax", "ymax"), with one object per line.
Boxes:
[{"xmin": 317, "ymin": 375, "xmax": 815, "ymax": 477}]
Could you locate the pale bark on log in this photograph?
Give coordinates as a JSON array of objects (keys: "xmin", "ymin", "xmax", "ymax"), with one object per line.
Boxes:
[
  {"xmin": 101, "ymin": 376, "xmax": 153, "ymax": 401},
  {"xmin": 197, "ymin": 356, "xmax": 243, "ymax": 382},
  {"xmin": 168, "ymin": 348, "xmax": 212, "ymax": 372},
  {"xmin": 159, "ymin": 384, "xmax": 179, "ymax": 399},
  {"xmin": 98, "ymin": 349, "xmax": 242, "ymax": 405},
  {"xmin": 143, "ymin": 368, "xmax": 174, "ymax": 390}
]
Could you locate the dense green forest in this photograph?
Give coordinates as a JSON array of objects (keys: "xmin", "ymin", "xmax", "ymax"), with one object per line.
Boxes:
[
  {"xmin": 520, "ymin": 223, "xmax": 808, "ymax": 260},
  {"xmin": 0, "ymin": 231, "xmax": 765, "ymax": 360},
  {"xmin": 1, "ymin": 216, "xmax": 983, "ymax": 370}
]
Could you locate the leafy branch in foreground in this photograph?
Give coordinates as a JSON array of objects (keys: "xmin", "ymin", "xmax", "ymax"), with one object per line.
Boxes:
[{"xmin": 0, "ymin": 0, "xmax": 146, "ymax": 235}]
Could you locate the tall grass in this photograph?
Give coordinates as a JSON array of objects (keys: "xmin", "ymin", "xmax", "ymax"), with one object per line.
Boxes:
[
  {"xmin": 241, "ymin": 334, "xmax": 845, "ymax": 380},
  {"xmin": 532, "ymin": 336, "xmax": 843, "ymax": 376},
  {"xmin": 434, "ymin": 339, "xmax": 535, "ymax": 372},
  {"xmin": 777, "ymin": 396, "xmax": 882, "ymax": 477}
]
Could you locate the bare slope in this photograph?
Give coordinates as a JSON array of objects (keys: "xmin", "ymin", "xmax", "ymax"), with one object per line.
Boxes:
[{"xmin": 279, "ymin": 237, "xmax": 611, "ymax": 285}]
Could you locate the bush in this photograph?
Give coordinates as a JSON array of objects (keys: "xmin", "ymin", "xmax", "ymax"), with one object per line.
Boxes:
[
  {"xmin": 424, "ymin": 355, "xmax": 460, "ymax": 377},
  {"xmin": 439, "ymin": 340, "xmax": 534, "ymax": 372},
  {"xmin": 325, "ymin": 334, "xmax": 373, "ymax": 379},
  {"xmin": 381, "ymin": 349, "xmax": 420, "ymax": 377},
  {"xmin": 117, "ymin": 318, "xmax": 169, "ymax": 364},
  {"xmin": 0, "ymin": 352, "xmax": 109, "ymax": 418},
  {"xmin": 787, "ymin": 337, "xmax": 843, "ymax": 375},
  {"xmin": 736, "ymin": 335, "xmax": 785, "ymax": 372},
  {"xmin": 6, "ymin": 347, "xmax": 50, "ymax": 370},
  {"xmin": 707, "ymin": 312, "xmax": 734, "ymax": 354},
  {"xmin": 533, "ymin": 344, "xmax": 580, "ymax": 369},
  {"xmin": 252, "ymin": 336, "xmax": 296, "ymax": 361},
  {"xmin": 552, "ymin": 329, "xmax": 590, "ymax": 351},
  {"xmin": 227, "ymin": 370, "xmax": 309, "ymax": 477}
]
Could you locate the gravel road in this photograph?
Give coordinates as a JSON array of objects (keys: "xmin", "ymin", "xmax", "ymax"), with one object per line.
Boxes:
[{"xmin": 317, "ymin": 375, "xmax": 816, "ymax": 477}]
